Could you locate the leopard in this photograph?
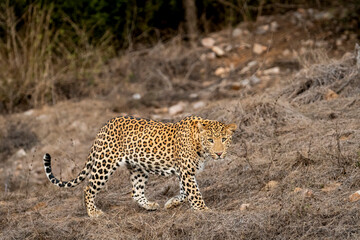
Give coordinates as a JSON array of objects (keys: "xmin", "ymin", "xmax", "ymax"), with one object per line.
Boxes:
[{"xmin": 43, "ymin": 116, "xmax": 237, "ymax": 217}]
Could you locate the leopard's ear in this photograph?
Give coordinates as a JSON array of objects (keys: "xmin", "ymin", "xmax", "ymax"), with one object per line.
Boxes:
[
  {"xmin": 197, "ymin": 122, "xmax": 207, "ymax": 132},
  {"xmin": 226, "ymin": 123, "xmax": 237, "ymax": 133}
]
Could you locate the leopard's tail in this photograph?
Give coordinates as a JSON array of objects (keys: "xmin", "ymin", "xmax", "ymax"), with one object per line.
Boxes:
[{"xmin": 43, "ymin": 152, "xmax": 94, "ymax": 188}]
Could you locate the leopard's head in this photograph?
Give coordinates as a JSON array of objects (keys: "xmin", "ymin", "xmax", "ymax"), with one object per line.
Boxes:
[{"xmin": 198, "ymin": 120, "xmax": 237, "ymax": 160}]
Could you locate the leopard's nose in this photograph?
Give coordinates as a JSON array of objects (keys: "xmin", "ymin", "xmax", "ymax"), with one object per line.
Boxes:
[{"xmin": 215, "ymin": 152, "xmax": 223, "ymax": 157}]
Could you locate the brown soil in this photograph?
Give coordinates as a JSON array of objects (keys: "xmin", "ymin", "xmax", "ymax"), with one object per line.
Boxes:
[{"xmin": 1, "ymin": 8, "xmax": 360, "ymax": 240}]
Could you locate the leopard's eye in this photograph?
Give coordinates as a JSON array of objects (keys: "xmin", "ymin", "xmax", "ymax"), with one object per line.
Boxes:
[
  {"xmin": 208, "ymin": 138, "xmax": 214, "ymax": 143},
  {"xmin": 222, "ymin": 138, "xmax": 227, "ymax": 142}
]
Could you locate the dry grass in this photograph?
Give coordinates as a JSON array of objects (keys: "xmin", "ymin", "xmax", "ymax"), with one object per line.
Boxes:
[
  {"xmin": 0, "ymin": 3, "xmax": 115, "ymax": 113},
  {"xmin": 1, "ymin": 53, "xmax": 360, "ymax": 239}
]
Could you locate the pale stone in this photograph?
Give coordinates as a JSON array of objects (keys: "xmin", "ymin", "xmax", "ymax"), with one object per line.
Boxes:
[
  {"xmin": 282, "ymin": 49, "xmax": 291, "ymax": 56},
  {"xmin": 192, "ymin": 101, "xmax": 206, "ymax": 109},
  {"xmin": 207, "ymin": 52, "xmax": 216, "ymax": 59},
  {"xmin": 303, "ymin": 189, "xmax": 314, "ymax": 198},
  {"xmin": 189, "ymin": 93, "xmax": 198, "ymax": 99},
  {"xmin": 153, "ymin": 107, "xmax": 168, "ymax": 114},
  {"xmin": 15, "ymin": 149, "xmax": 26, "ymax": 158},
  {"xmin": 263, "ymin": 67, "xmax": 280, "ymax": 75},
  {"xmin": 349, "ymin": 190, "xmax": 360, "ymax": 202},
  {"xmin": 241, "ymin": 79, "xmax": 250, "ymax": 87},
  {"xmin": 253, "ymin": 43, "xmax": 267, "ymax": 55},
  {"xmin": 256, "ymin": 24, "xmax": 269, "ymax": 35},
  {"xmin": 232, "ymin": 28, "xmax": 243, "ymax": 37},
  {"xmin": 263, "ymin": 180, "xmax": 279, "ymax": 191},
  {"xmin": 132, "ymin": 93, "xmax": 141, "ymax": 100},
  {"xmin": 211, "ymin": 46, "xmax": 225, "ymax": 57},
  {"xmin": 321, "ymin": 182, "xmax": 341, "ymax": 192},
  {"xmin": 169, "ymin": 102, "xmax": 186, "ymax": 116},
  {"xmin": 270, "ymin": 21, "xmax": 279, "ymax": 32},
  {"xmin": 201, "ymin": 37, "xmax": 215, "ymax": 48},
  {"xmin": 301, "ymin": 39, "xmax": 314, "ymax": 47},
  {"xmin": 250, "ymin": 76, "xmax": 261, "ymax": 85},
  {"xmin": 24, "ymin": 109, "xmax": 34, "ymax": 116},
  {"xmin": 214, "ymin": 67, "xmax": 230, "ymax": 77},
  {"xmin": 240, "ymin": 203, "xmax": 250, "ymax": 211},
  {"xmin": 324, "ymin": 89, "xmax": 338, "ymax": 100}
]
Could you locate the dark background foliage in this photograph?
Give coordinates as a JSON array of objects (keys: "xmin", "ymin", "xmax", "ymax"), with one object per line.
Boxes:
[{"xmin": 7, "ymin": 0, "xmax": 360, "ymax": 48}]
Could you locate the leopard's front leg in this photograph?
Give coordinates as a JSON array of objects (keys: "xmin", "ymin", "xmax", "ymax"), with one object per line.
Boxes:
[{"xmin": 180, "ymin": 172, "xmax": 209, "ymax": 211}]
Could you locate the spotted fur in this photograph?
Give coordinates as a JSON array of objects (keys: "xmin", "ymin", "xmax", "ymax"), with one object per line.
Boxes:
[{"xmin": 43, "ymin": 116, "xmax": 236, "ymax": 217}]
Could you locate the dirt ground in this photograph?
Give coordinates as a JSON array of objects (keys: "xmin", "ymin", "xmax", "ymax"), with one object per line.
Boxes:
[{"xmin": 1, "ymin": 8, "xmax": 360, "ymax": 240}]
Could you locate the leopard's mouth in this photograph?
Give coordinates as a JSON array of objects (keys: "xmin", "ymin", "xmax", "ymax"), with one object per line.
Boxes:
[{"xmin": 212, "ymin": 154, "xmax": 225, "ymax": 160}]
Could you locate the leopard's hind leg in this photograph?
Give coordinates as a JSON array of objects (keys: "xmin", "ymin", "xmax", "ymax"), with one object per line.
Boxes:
[
  {"xmin": 165, "ymin": 178, "xmax": 186, "ymax": 209},
  {"xmin": 129, "ymin": 167, "xmax": 159, "ymax": 210},
  {"xmin": 84, "ymin": 157, "xmax": 122, "ymax": 217}
]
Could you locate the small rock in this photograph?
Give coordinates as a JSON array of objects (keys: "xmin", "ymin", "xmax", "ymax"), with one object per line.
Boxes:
[
  {"xmin": 189, "ymin": 93, "xmax": 198, "ymax": 99},
  {"xmin": 315, "ymin": 41, "xmax": 328, "ymax": 48},
  {"xmin": 15, "ymin": 149, "xmax": 26, "ymax": 158},
  {"xmin": 314, "ymin": 11, "xmax": 333, "ymax": 21},
  {"xmin": 321, "ymin": 182, "xmax": 341, "ymax": 192},
  {"xmin": 24, "ymin": 109, "xmax": 34, "ymax": 116},
  {"xmin": 250, "ymin": 76, "xmax": 261, "ymax": 85},
  {"xmin": 232, "ymin": 28, "xmax": 243, "ymax": 37},
  {"xmin": 270, "ymin": 21, "xmax": 279, "ymax": 32},
  {"xmin": 169, "ymin": 102, "xmax": 186, "ymax": 116},
  {"xmin": 303, "ymin": 189, "xmax": 314, "ymax": 198},
  {"xmin": 294, "ymin": 188, "xmax": 313, "ymax": 198},
  {"xmin": 247, "ymin": 60, "xmax": 258, "ymax": 68},
  {"xmin": 36, "ymin": 114, "xmax": 49, "ymax": 121},
  {"xmin": 71, "ymin": 121, "xmax": 87, "ymax": 132},
  {"xmin": 240, "ymin": 203, "xmax": 250, "ymax": 211},
  {"xmin": 349, "ymin": 190, "xmax": 360, "ymax": 202},
  {"xmin": 336, "ymin": 39, "xmax": 343, "ymax": 46},
  {"xmin": 132, "ymin": 93, "xmax": 141, "ymax": 100},
  {"xmin": 224, "ymin": 45, "xmax": 233, "ymax": 52},
  {"xmin": 241, "ymin": 79, "xmax": 250, "ymax": 87},
  {"xmin": 301, "ymin": 39, "xmax": 314, "ymax": 47},
  {"xmin": 200, "ymin": 53, "xmax": 207, "ymax": 61},
  {"xmin": 253, "ymin": 43, "xmax": 267, "ymax": 55},
  {"xmin": 150, "ymin": 114, "xmax": 162, "ymax": 120},
  {"xmin": 214, "ymin": 67, "xmax": 230, "ymax": 77},
  {"xmin": 192, "ymin": 101, "xmax": 206, "ymax": 110},
  {"xmin": 324, "ymin": 89, "xmax": 338, "ymax": 100},
  {"xmin": 202, "ymin": 80, "xmax": 215, "ymax": 87},
  {"xmin": 263, "ymin": 180, "xmax": 279, "ymax": 191},
  {"xmin": 206, "ymin": 52, "xmax": 216, "ymax": 59},
  {"xmin": 211, "ymin": 46, "xmax": 225, "ymax": 57},
  {"xmin": 240, "ymin": 61, "xmax": 258, "ymax": 74},
  {"xmin": 255, "ymin": 24, "xmax": 269, "ymax": 35},
  {"xmin": 201, "ymin": 37, "xmax": 215, "ymax": 48},
  {"xmin": 16, "ymin": 163, "xmax": 23, "ymax": 170},
  {"xmin": 263, "ymin": 67, "xmax": 280, "ymax": 75},
  {"xmin": 282, "ymin": 49, "xmax": 291, "ymax": 56},
  {"xmin": 153, "ymin": 107, "xmax": 168, "ymax": 114}
]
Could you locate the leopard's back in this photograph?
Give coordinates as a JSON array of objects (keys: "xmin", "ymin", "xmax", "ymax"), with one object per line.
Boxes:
[{"xmin": 94, "ymin": 116, "xmax": 179, "ymax": 176}]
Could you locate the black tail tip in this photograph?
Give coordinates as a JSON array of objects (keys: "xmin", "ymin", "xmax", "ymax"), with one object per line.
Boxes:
[{"xmin": 43, "ymin": 153, "xmax": 51, "ymax": 161}]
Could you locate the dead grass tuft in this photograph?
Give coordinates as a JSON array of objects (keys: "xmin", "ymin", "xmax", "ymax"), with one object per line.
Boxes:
[{"xmin": 284, "ymin": 47, "xmax": 360, "ymax": 104}]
